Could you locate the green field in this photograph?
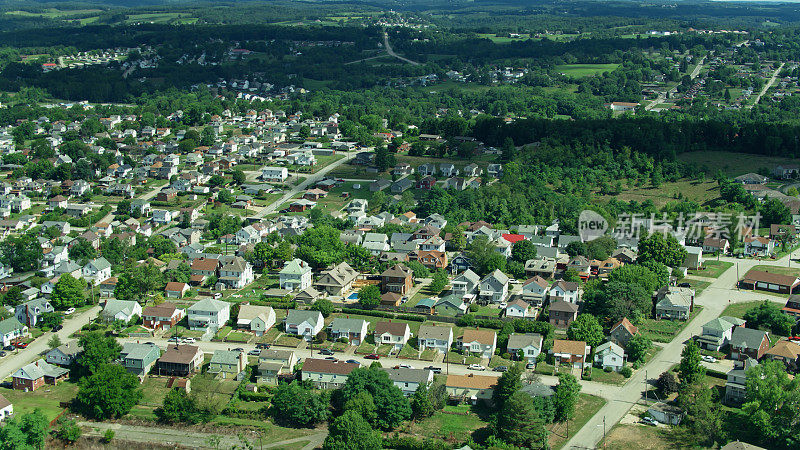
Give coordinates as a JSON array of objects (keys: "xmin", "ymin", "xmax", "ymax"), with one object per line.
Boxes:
[
  {"xmin": 555, "ymin": 64, "xmax": 619, "ymax": 77},
  {"xmin": 676, "ymin": 151, "xmax": 799, "ymax": 177},
  {"xmin": 0, "ymin": 382, "xmax": 78, "ymax": 422},
  {"xmin": 688, "ymin": 260, "xmax": 733, "ymax": 278}
]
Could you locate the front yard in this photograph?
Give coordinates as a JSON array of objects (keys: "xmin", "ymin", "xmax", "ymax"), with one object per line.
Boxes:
[
  {"xmin": 688, "ymin": 260, "xmax": 733, "ymax": 278},
  {"xmin": 637, "ymin": 306, "xmax": 704, "ymax": 343},
  {"xmin": 549, "ymin": 394, "xmax": 606, "ymax": 449}
]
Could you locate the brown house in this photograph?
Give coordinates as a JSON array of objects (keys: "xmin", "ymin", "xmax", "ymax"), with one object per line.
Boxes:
[
  {"xmin": 156, "ymin": 345, "xmax": 204, "ymax": 376},
  {"xmin": 381, "ymin": 264, "xmax": 414, "ymax": 295},
  {"xmin": 549, "ymin": 301, "xmax": 579, "ymax": 329},
  {"xmin": 609, "ymin": 317, "xmax": 638, "ymax": 348},
  {"xmin": 12, "ymin": 359, "xmax": 69, "ymax": 391},
  {"xmin": 552, "ymin": 339, "xmax": 589, "ymax": 369},
  {"xmin": 411, "ymin": 250, "xmax": 448, "ymax": 270},
  {"xmin": 380, "ymin": 292, "xmax": 402, "ymax": 306},
  {"xmin": 142, "ymin": 302, "xmax": 185, "ymax": 331},
  {"xmin": 765, "ymin": 340, "xmax": 800, "ymax": 371}
]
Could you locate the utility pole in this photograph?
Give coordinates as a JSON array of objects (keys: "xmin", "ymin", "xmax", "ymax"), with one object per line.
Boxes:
[
  {"xmin": 644, "ymin": 369, "xmax": 648, "ymax": 403},
  {"xmin": 736, "ymin": 262, "xmax": 740, "ymax": 290}
]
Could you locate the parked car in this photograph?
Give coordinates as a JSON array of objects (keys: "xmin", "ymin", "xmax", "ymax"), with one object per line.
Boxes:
[
  {"xmin": 424, "ymin": 365, "xmax": 442, "ymax": 374},
  {"xmin": 468, "ymin": 364, "xmax": 486, "ymax": 371},
  {"xmin": 145, "ymin": 342, "xmax": 156, "ymax": 346},
  {"xmin": 364, "ymin": 353, "xmax": 380, "ymax": 360},
  {"xmin": 256, "ymin": 343, "xmax": 271, "ymax": 349},
  {"xmin": 183, "ymin": 337, "xmax": 196, "ymax": 344},
  {"xmin": 346, "ymin": 359, "xmax": 360, "ymax": 365},
  {"xmin": 0, "ymin": 351, "xmax": 6, "ymax": 357},
  {"xmin": 3, "ymin": 345, "xmax": 14, "ymax": 351},
  {"xmin": 641, "ymin": 416, "xmax": 658, "ymax": 426},
  {"xmin": 64, "ymin": 307, "xmax": 76, "ymax": 315},
  {"xmin": 398, "ymin": 363, "xmax": 414, "ymax": 369},
  {"xmin": 525, "ymin": 361, "xmax": 536, "ymax": 369},
  {"xmin": 167, "ymin": 336, "xmax": 180, "ymax": 343},
  {"xmin": 213, "ymin": 293, "xmax": 223, "ymax": 299},
  {"xmin": 52, "ymin": 324, "xmax": 63, "ymax": 332},
  {"xmin": 232, "ymin": 347, "xmax": 244, "ymax": 352},
  {"xmin": 324, "ymin": 356, "xmax": 338, "ymax": 361},
  {"xmin": 494, "ymin": 366, "xmax": 509, "ymax": 372},
  {"xmin": 701, "ymin": 355, "xmax": 717, "ymax": 363},
  {"xmin": 14, "ymin": 342, "xmax": 28, "ymax": 349},
  {"xmin": 318, "ymin": 348, "xmax": 334, "ymax": 356},
  {"xmin": 248, "ymin": 349, "xmax": 261, "ymax": 356},
  {"xmin": 677, "ymin": 282, "xmax": 691, "ymax": 288}
]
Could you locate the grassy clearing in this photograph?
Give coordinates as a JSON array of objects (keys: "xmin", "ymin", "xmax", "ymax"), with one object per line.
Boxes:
[
  {"xmin": 721, "ymin": 300, "xmax": 765, "ymax": 319},
  {"xmin": 403, "ymin": 403, "xmax": 489, "ymax": 443},
  {"xmin": 750, "ymin": 264, "xmax": 800, "ymax": 278},
  {"xmin": 600, "ymin": 423, "xmax": 681, "ymax": 450},
  {"xmin": 676, "ymin": 151, "xmax": 799, "ymax": 177},
  {"xmin": 597, "ymin": 179, "xmax": 720, "ymax": 208},
  {"xmin": 688, "ymin": 260, "xmax": 733, "ymax": 278},
  {"xmin": 637, "ymin": 306, "xmax": 704, "ymax": 343},
  {"xmin": 549, "ymin": 394, "xmax": 606, "ymax": 449},
  {"xmin": 555, "ymin": 63, "xmax": 619, "ymax": 77},
  {"xmin": 586, "ymin": 367, "xmax": 627, "ymax": 385},
  {"xmin": 0, "ymin": 382, "xmax": 77, "ymax": 422}
]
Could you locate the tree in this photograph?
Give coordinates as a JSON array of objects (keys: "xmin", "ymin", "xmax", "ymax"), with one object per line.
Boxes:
[
  {"xmin": 0, "ymin": 409, "xmax": 49, "ymax": 450},
  {"xmin": 68, "ymin": 237, "xmax": 97, "ymax": 262},
  {"xmin": 466, "ymin": 236, "xmax": 506, "ymax": 276},
  {"xmin": 76, "ymin": 331, "xmax": 122, "ymax": 377},
  {"xmin": 270, "ymin": 381, "xmax": 329, "ymax": 427},
  {"xmin": 48, "ymin": 334, "xmax": 62, "ymax": 349},
  {"xmin": 677, "ymin": 381, "xmax": 726, "ymax": 447},
  {"xmin": 678, "ymin": 340, "xmax": 705, "ymax": 386},
  {"xmin": 495, "ymin": 391, "xmax": 549, "ymax": 449},
  {"xmin": 323, "ymin": 410, "xmax": 383, "ymax": 450},
  {"xmin": 208, "ymin": 174, "xmax": 226, "ymax": 187},
  {"xmin": 626, "ymin": 334, "xmax": 652, "ymax": 364},
  {"xmin": 231, "ymin": 169, "xmax": 246, "ymax": 185},
  {"xmin": 411, "ymin": 384, "xmax": 434, "ymax": 419},
  {"xmin": 55, "ymin": 420, "xmax": 82, "ymax": 444},
  {"xmin": 492, "ymin": 363, "xmax": 523, "ymax": 410},
  {"xmin": 553, "ymin": 373, "xmax": 581, "ymax": 422},
  {"xmin": 637, "ymin": 232, "xmax": 688, "ymax": 267},
  {"xmin": 40, "ymin": 311, "xmax": 63, "ymax": 329},
  {"xmin": 566, "ymin": 314, "xmax": 604, "ymax": 348},
  {"xmin": 155, "ymin": 388, "xmax": 201, "ymax": 424},
  {"xmin": 50, "ymin": 274, "xmax": 86, "ymax": 310},
  {"xmin": 761, "ymin": 198, "xmax": 791, "ymax": 227},
  {"xmin": 562, "ymin": 268, "xmax": 581, "ymax": 282},
  {"xmin": 740, "ymin": 360, "xmax": 800, "ymax": 448},
  {"xmin": 405, "ymin": 260, "xmax": 430, "ymax": 279},
  {"xmin": 310, "ymin": 298, "xmax": 334, "ymax": 317},
  {"xmin": 75, "ymin": 364, "xmax": 142, "ymax": 420},
  {"xmin": 358, "ymin": 285, "xmax": 380, "ymax": 308},
  {"xmin": 341, "ymin": 367, "xmax": 412, "ymax": 430},
  {"xmin": 657, "ymin": 371, "xmax": 680, "ymax": 396},
  {"xmin": 0, "ymin": 233, "xmax": 42, "ymax": 272},
  {"xmin": 565, "ymin": 241, "xmax": 587, "ymax": 258},
  {"xmin": 217, "ymin": 189, "xmax": 234, "ymax": 204},
  {"xmin": 428, "ymin": 269, "xmax": 448, "ymax": 295},
  {"xmin": 743, "ymin": 301, "xmax": 793, "ymax": 336},
  {"xmin": 511, "ymin": 239, "xmax": 537, "ymax": 262}
]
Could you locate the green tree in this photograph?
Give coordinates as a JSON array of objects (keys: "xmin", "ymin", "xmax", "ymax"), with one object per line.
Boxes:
[
  {"xmin": 565, "ymin": 241, "xmax": 587, "ymax": 258},
  {"xmin": 358, "ymin": 285, "xmax": 380, "ymax": 308},
  {"xmin": 47, "ymin": 334, "xmax": 62, "ymax": 349},
  {"xmin": 637, "ymin": 232, "xmax": 688, "ymax": 267},
  {"xmin": 678, "ymin": 340, "xmax": 705, "ymax": 386},
  {"xmin": 322, "ymin": 410, "xmax": 382, "ymax": 450},
  {"xmin": 231, "ymin": 169, "xmax": 246, "ymax": 185},
  {"xmin": 411, "ymin": 384, "xmax": 434, "ymax": 419},
  {"xmin": 343, "ymin": 390, "xmax": 377, "ymax": 424},
  {"xmin": 75, "ymin": 364, "xmax": 143, "ymax": 419},
  {"xmin": 310, "ymin": 298, "xmax": 335, "ymax": 317},
  {"xmin": 495, "ymin": 391, "xmax": 549, "ymax": 449},
  {"xmin": 68, "ymin": 237, "xmax": 97, "ymax": 262},
  {"xmin": 55, "ymin": 420, "xmax": 82, "ymax": 444},
  {"xmin": 566, "ymin": 314, "xmax": 604, "ymax": 348},
  {"xmin": 511, "ymin": 239, "xmax": 537, "ymax": 262},
  {"xmin": 743, "ymin": 301, "xmax": 793, "ymax": 336},
  {"xmin": 562, "ymin": 268, "xmax": 581, "ymax": 282},
  {"xmin": 626, "ymin": 334, "xmax": 652, "ymax": 364},
  {"xmin": 553, "ymin": 373, "xmax": 581, "ymax": 422},
  {"xmin": 50, "ymin": 274, "xmax": 86, "ymax": 310},
  {"xmin": 492, "ymin": 363, "xmax": 524, "ymax": 410},
  {"xmin": 741, "ymin": 360, "xmax": 800, "ymax": 448},
  {"xmin": 270, "ymin": 381, "xmax": 329, "ymax": 427},
  {"xmin": 0, "ymin": 233, "xmax": 42, "ymax": 272},
  {"xmin": 0, "ymin": 409, "xmax": 49, "ymax": 450},
  {"xmin": 76, "ymin": 331, "xmax": 122, "ymax": 377},
  {"xmin": 428, "ymin": 269, "xmax": 448, "ymax": 295},
  {"xmin": 155, "ymin": 388, "xmax": 201, "ymax": 424},
  {"xmin": 341, "ymin": 367, "xmax": 412, "ymax": 430},
  {"xmin": 677, "ymin": 381, "xmax": 726, "ymax": 447},
  {"xmin": 40, "ymin": 311, "xmax": 64, "ymax": 329},
  {"xmin": 761, "ymin": 198, "xmax": 791, "ymax": 227},
  {"xmin": 466, "ymin": 236, "xmax": 506, "ymax": 276}
]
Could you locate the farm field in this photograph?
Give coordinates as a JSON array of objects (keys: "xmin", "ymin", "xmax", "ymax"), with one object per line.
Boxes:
[{"xmin": 555, "ymin": 63, "xmax": 620, "ymax": 77}]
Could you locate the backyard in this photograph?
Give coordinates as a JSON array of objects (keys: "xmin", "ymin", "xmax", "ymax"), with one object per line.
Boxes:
[
  {"xmin": 0, "ymin": 382, "xmax": 78, "ymax": 422},
  {"xmin": 637, "ymin": 306, "xmax": 704, "ymax": 343}
]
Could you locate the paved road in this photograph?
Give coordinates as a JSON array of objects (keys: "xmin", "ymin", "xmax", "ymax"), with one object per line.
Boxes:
[
  {"xmin": 251, "ymin": 151, "xmax": 355, "ymax": 218},
  {"xmin": 564, "ymin": 252, "xmax": 796, "ymax": 449},
  {"xmin": 383, "ymin": 32, "xmax": 420, "ymax": 66},
  {"xmin": 749, "ymin": 62, "xmax": 785, "ymax": 108},
  {"xmin": 645, "ymin": 57, "xmax": 704, "ymax": 111},
  {"xmin": 0, "ymin": 305, "xmax": 101, "ymax": 381}
]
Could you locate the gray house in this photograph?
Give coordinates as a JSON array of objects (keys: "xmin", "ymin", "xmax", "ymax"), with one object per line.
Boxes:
[
  {"xmin": 478, "ymin": 269, "xmax": 510, "ymax": 303},
  {"xmin": 451, "ymin": 269, "xmax": 480, "ymax": 298},
  {"xmin": 381, "ymin": 368, "xmax": 434, "ymax": 396},
  {"xmin": 121, "ymin": 343, "xmax": 161, "ymax": 379}
]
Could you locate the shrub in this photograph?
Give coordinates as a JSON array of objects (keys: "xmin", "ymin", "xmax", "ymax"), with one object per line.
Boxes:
[
  {"xmin": 604, "ymin": 366, "xmax": 613, "ymax": 373},
  {"xmin": 102, "ymin": 429, "xmax": 115, "ymax": 443},
  {"xmin": 502, "ymin": 352, "xmax": 511, "ymax": 360},
  {"xmin": 620, "ymin": 366, "xmax": 633, "ymax": 378}
]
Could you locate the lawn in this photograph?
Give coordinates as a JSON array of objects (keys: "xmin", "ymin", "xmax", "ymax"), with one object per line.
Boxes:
[
  {"xmin": 721, "ymin": 300, "xmax": 768, "ymax": 320},
  {"xmin": 682, "ymin": 278, "xmax": 711, "ymax": 295},
  {"xmin": 274, "ymin": 334, "xmax": 301, "ymax": 348},
  {"xmin": 637, "ymin": 306, "xmax": 704, "ymax": 343},
  {"xmin": 688, "ymin": 260, "xmax": 733, "ymax": 278},
  {"xmin": 586, "ymin": 367, "xmax": 627, "ymax": 385},
  {"xmin": 225, "ymin": 331, "xmax": 254, "ymax": 343},
  {"xmin": 404, "ymin": 404, "xmax": 489, "ymax": 443},
  {"xmin": 258, "ymin": 328, "xmax": 282, "ymax": 344},
  {"xmin": 398, "ymin": 344, "xmax": 421, "ymax": 359},
  {"xmin": 750, "ymin": 265, "xmax": 800, "ymax": 278},
  {"xmin": 597, "ymin": 179, "xmax": 720, "ymax": 208},
  {"xmin": 600, "ymin": 423, "xmax": 681, "ymax": 450},
  {"xmin": 555, "ymin": 63, "xmax": 620, "ymax": 77},
  {"xmin": 0, "ymin": 382, "xmax": 78, "ymax": 422},
  {"xmin": 488, "ymin": 355, "xmax": 514, "ymax": 368},
  {"xmin": 475, "ymin": 305, "xmax": 502, "ymax": 317},
  {"xmin": 548, "ymin": 394, "xmax": 607, "ymax": 449}
]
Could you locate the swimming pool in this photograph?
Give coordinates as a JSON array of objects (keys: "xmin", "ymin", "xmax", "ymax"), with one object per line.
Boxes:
[{"xmin": 347, "ymin": 292, "xmax": 359, "ymax": 300}]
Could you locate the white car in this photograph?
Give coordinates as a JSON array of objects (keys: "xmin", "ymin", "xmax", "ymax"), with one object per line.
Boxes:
[
  {"xmin": 701, "ymin": 355, "xmax": 717, "ymax": 363},
  {"xmin": 64, "ymin": 307, "xmax": 76, "ymax": 315},
  {"xmin": 182, "ymin": 337, "xmax": 196, "ymax": 344},
  {"xmin": 398, "ymin": 363, "xmax": 414, "ymax": 369},
  {"xmin": 641, "ymin": 416, "xmax": 658, "ymax": 426},
  {"xmin": 468, "ymin": 364, "xmax": 486, "ymax": 371}
]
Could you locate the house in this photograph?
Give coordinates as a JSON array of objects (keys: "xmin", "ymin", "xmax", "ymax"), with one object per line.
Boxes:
[
  {"xmin": 446, "ymin": 373, "xmax": 496, "ymax": 404},
  {"xmin": 382, "ymin": 368, "xmax": 434, "ymax": 396},
  {"xmin": 165, "ymin": 281, "xmax": 190, "ymax": 298},
  {"xmin": 236, "ymin": 305, "xmax": 275, "ymax": 336},
  {"xmin": 0, "ymin": 394, "xmax": 12, "ymax": 421},
  {"xmin": 654, "ymin": 286, "xmax": 695, "ymax": 320},
  {"xmin": 521, "ymin": 276, "xmax": 549, "ymax": 306},
  {"xmin": 15, "ymin": 299, "xmax": 54, "ymax": 327},
  {"xmin": 729, "ymin": 327, "xmax": 770, "ymax": 361},
  {"xmin": 315, "ymin": 262, "xmax": 359, "ymax": 296},
  {"xmin": 552, "ymin": 339, "xmax": 590, "ymax": 369},
  {"xmin": 683, "ymin": 246, "xmax": 703, "ymax": 270},
  {"xmin": 594, "ymin": 341, "xmax": 625, "ymax": 372},
  {"xmin": 725, "ymin": 358, "xmax": 759, "ymax": 404},
  {"xmin": 506, "ymin": 333, "xmax": 543, "ymax": 361},
  {"xmin": 257, "ymin": 349, "xmax": 297, "ymax": 384},
  {"xmin": 218, "ymin": 257, "xmax": 254, "ymax": 289},
  {"xmin": 12, "ymin": 359, "xmax": 69, "ymax": 391},
  {"xmin": 773, "ymin": 164, "xmax": 799, "ymax": 179},
  {"xmin": 417, "ymin": 325, "xmax": 454, "ymax": 353},
  {"xmin": 0, "ymin": 318, "xmax": 28, "ymax": 347},
  {"xmin": 449, "ymin": 253, "xmax": 475, "ymax": 274},
  {"xmin": 301, "ymin": 358, "xmax": 359, "ymax": 389},
  {"xmin": 765, "ymin": 339, "xmax": 800, "ymax": 371},
  {"xmin": 412, "ymin": 250, "xmax": 448, "ymax": 270},
  {"xmin": 525, "ymin": 258, "xmax": 556, "ymax": 279},
  {"xmin": 380, "ymin": 292, "xmax": 402, "ymax": 307},
  {"xmin": 647, "ymin": 402, "xmax": 685, "ymax": 425},
  {"xmin": 505, "ymin": 299, "xmax": 535, "ymax": 318},
  {"xmin": 261, "ymin": 166, "xmax": 288, "ymax": 182},
  {"xmin": 770, "ymin": 224, "xmax": 796, "ymax": 241},
  {"xmin": 434, "ymin": 295, "xmax": 468, "ymax": 316},
  {"xmin": 459, "ymin": 329, "xmax": 497, "ymax": 358},
  {"xmin": 782, "ymin": 294, "xmax": 800, "ymax": 320},
  {"xmin": 452, "ymin": 269, "xmax": 480, "ymax": 298},
  {"xmin": 98, "ymin": 277, "xmax": 117, "ymax": 297},
  {"xmin": 285, "ymin": 309, "xmax": 324, "ymax": 341},
  {"xmin": 279, "ymin": 259, "xmax": 312, "ymax": 291},
  {"xmin": 740, "ymin": 269, "xmax": 800, "ymax": 294},
  {"xmin": 478, "ymin": 269, "xmax": 509, "ymax": 303},
  {"xmin": 743, "ymin": 236, "xmax": 774, "ymax": 257},
  {"xmin": 152, "ymin": 209, "xmax": 173, "ymax": 225},
  {"xmin": 329, "ymin": 318, "xmax": 369, "ymax": 345},
  {"xmin": 156, "ymin": 345, "xmax": 204, "ymax": 376},
  {"xmin": 609, "ymin": 318, "xmax": 639, "ymax": 348},
  {"xmin": 549, "ymin": 281, "xmax": 581, "ymax": 304},
  {"xmin": 208, "ymin": 350, "xmax": 247, "ymax": 379},
  {"xmin": 373, "ymin": 322, "xmax": 411, "ymax": 349},
  {"xmin": 295, "ymin": 286, "xmax": 322, "ymax": 305},
  {"xmin": 549, "ymin": 301, "xmax": 579, "ymax": 329},
  {"xmin": 121, "ymin": 343, "xmax": 161, "ymax": 378},
  {"xmin": 101, "ymin": 299, "xmax": 142, "ymax": 323},
  {"xmin": 696, "ymin": 316, "xmax": 745, "ymax": 351},
  {"xmin": 142, "ymin": 303, "xmax": 185, "ymax": 331},
  {"xmin": 45, "ymin": 341, "xmax": 82, "ymax": 367},
  {"xmin": 191, "ymin": 257, "xmax": 219, "ymax": 279},
  {"xmin": 702, "ymin": 237, "xmax": 730, "ymax": 254},
  {"xmin": 381, "ymin": 264, "xmax": 414, "ymax": 295},
  {"xmin": 187, "ymin": 298, "xmax": 231, "ymax": 330}
]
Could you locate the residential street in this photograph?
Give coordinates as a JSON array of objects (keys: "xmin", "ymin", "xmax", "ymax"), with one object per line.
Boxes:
[
  {"xmin": 564, "ymin": 252, "xmax": 796, "ymax": 449},
  {"xmin": 0, "ymin": 305, "xmax": 101, "ymax": 381},
  {"xmin": 749, "ymin": 62, "xmax": 785, "ymax": 108}
]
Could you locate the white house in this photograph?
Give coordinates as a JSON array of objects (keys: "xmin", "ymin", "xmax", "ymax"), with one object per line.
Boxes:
[
  {"xmin": 451, "ymin": 269, "xmax": 480, "ymax": 298},
  {"xmin": 187, "ymin": 298, "xmax": 231, "ymax": 330},
  {"xmin": 82, "ymin": 257, "xmax": 112, "ymax": 286},
  {"xmin": 329, "ymin": 318, "xmax": 369, "ymax": 345},
  {"xmin": 0, "ymin": 393, "xmax": 12, "ymax": 421},
  {"xmin": 261, "ymin": 166, "xmax": 288, "ymax": 183},
  {"xmin": 417, "ymin": 325, "xmax": 453, "ymax": 353},
  {"xmin": 285, "ymin": 309, "xmax": 324, "ymax": 341},
  {"xmin": 382, "ymin": 368, "xmax": 434, "ymax": 396},
  {"xmin": 373, "ymin": 322, "xmax": 411, "ymax": 350},
  {"xmin": 505, "ymin": 299, "xmax": 535, "ymax": 318},
  {"xmin": 521, "ymin": 276, "xmax": 549, "ymax": 306},
  {"xmin": 595, "ymin": 341, "xmax": 625, "ymax": 372},
  {"xmin": 478, "ymin": 269, "xmax": 509, "ymax": 303},
  {"xmin": 0, "ymin": 317, "xmax": 28, "ymax": 347},
  {"xmin": 279, "ymin": 259, "xmax": 312, "ymax": 291},
  {"xmin": 549, "ymin": 281, "xmax": 582, "ymax": 304},
  {"xmin": 100, "ymin": 299, "xmax": 142, "ymax": 323},
  {"xmin": 236, "ymin": 305, "xmax": 276, "ymax": 336},
  {"xmin": 218, "ymin": 257, "xmax": 254, "ymax": 289},
  {"xmin": 506, "ymin": 333, "xmax": 543, "ymax": 361},
  {"xmin": 459, "ymin": 329, "xmax": 497, "ymax": 358}
]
